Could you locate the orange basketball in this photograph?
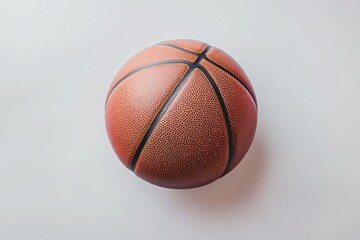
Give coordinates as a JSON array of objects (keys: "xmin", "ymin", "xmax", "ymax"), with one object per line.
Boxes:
[{"xmin": 105, "ymin": 39, "xmax": 257, "ymax": 189}]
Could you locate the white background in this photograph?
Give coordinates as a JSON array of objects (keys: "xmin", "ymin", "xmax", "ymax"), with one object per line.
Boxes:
[{"xmin": 1, "ymin": 0, "xmax": 360, "ymax": 239}]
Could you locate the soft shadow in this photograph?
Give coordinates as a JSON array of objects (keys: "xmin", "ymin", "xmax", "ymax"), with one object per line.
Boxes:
[{"xmin": 171, "ymin": 132, "xmax": 267, "ymax": 212}]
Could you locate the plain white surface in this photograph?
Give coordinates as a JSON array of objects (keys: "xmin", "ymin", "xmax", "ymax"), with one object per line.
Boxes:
[{"xmin": 1, "ymin": 0, "xmax": 360, "ymax": 239}]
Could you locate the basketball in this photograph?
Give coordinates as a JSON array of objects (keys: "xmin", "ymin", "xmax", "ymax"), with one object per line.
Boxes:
[{"xmin": 105, "ymin": 39, "xmax": 257, "ymax": 189}]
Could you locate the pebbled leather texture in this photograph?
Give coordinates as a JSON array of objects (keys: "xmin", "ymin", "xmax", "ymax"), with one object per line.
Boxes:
[
  {"xmin": 107, "ymin": 45, "xmax": 196, "ymax": 95},
  {"xmin": 135, "ymin": 69, "xmax": 229, "ymax": 188},
  {"xmin": 105, "ymin": 64, "xmax": 189, "ymax": 168},
  {"xmin": 105, "ymin": 39, "xmax": 257, "ymax": 189},
  {"xmin": 200, "ymin": 59, "xmax": 257, "ymax": 173}
]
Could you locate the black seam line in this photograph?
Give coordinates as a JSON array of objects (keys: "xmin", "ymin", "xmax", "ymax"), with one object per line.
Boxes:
[
  {"xmin": 197, "ymin": 65, "xmax": 234, "ymax": 176},
  {"xmin": 105, "ymin": 60, "xmax": 193, "ymax": 107},
  {"xmin": 156, "ymin": 43, "xmax": 200, "ymax": 56},
  {"xmin": 154, "ymin": 43, "xmax": 257, "ymax": 107},
  {"xmin": 203, "ymin": 56, "xmax": 258, "ymax": 107},
  {"xmin": 130, "ymin": 46, "xmax": 211, "ymax": 171}
]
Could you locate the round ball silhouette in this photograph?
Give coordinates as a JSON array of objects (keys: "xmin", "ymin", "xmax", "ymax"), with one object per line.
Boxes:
[{"xmin": 105, "ymin": 39, "xmax": 257, "ymax": 189}]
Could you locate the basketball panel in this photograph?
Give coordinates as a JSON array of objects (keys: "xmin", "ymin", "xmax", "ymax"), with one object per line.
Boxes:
[
  {"xmin": 105, "ymin": 63, "xmax": 189, "ymax": 168},
  {"xmin": 205, "ymin": 47, "xmax": 257, "ymax": 103},
  {"xmin": 107, "ymin": 45, "xmax": 197, "ymax": 95},
  {"xmin": 201, "ymin": 60, "xmax": 257, "ymax": 173},
  {"xmin": 134, "ymin": 68, "xmax": 228, "ymax": 188}
]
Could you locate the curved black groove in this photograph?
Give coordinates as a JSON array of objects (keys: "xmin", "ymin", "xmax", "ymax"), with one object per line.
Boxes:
[
  {"xmin": 197, "ymin": 65, "xmax": 234, "ymax": 176},
  {"xmin": 154, "ymin": 43, "xmax": 257, "ymax": 107},
  {"xmin": 105, "ymin": 60, "xmax": 192, "ymax": 106},
  {"xmin": 204, "ymin": 57, "xmax": 257, "ymax": 106},
  {"xmin": 157, "ymin": 43, "xmax": 200, "ymax": 56},
  {"xmin": 130, "ymin": 46, "xmax": 211, "ymax": 171}
]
